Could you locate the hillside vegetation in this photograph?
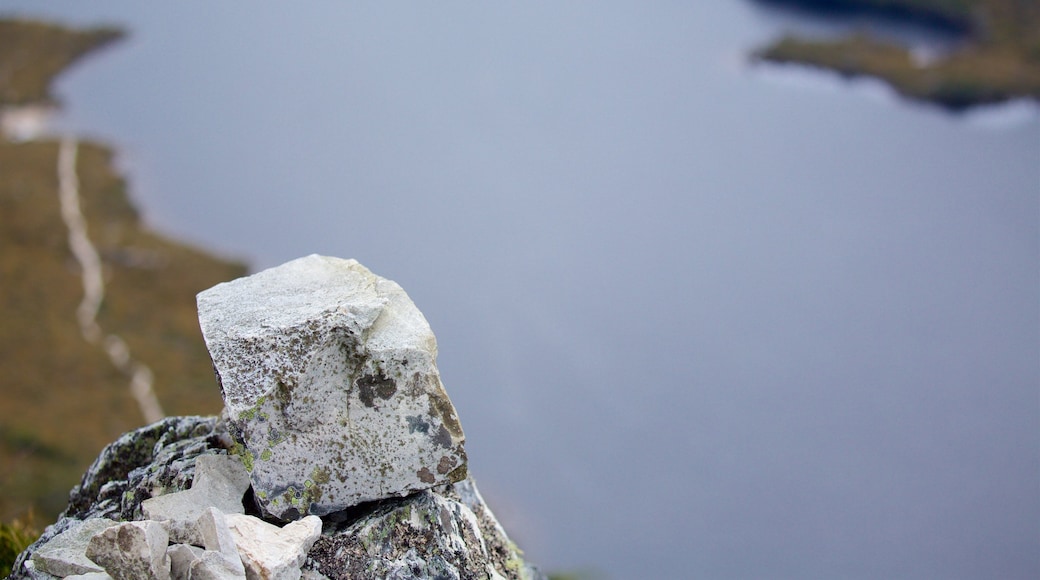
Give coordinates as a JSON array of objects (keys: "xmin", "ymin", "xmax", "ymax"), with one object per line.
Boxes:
[
  {"xmin": 0, "ymin": 19, "xmax": 246, "ymax": 524},
  {"xmin": 752, "ymin": 0, "xmax": 1040, "ymax": 109}
]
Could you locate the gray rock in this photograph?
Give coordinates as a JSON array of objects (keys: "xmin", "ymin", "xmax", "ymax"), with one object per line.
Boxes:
[
  {"xmin": 10, "ymin": 421, "xmax": 543, "ymax": 580},
  {"xmin": 11, "ymin": 416, "xmax": 234, "ymax": 579},
  {"xmin": 187, "ymin": 551, "xmax": 247, "ymax": 580},
  {"xmin": 29, "ymin": 518, "xmax": 117, "ymax": 577},
  {"xmin": 194, "ymin": 507, "xmax": 246, "ymax": 579},
  {"xmin": 452, "ymin": 478, "xmax": 545, "ymax": 580},
  {"xmin": 14, "ymin": 559, "xmax": 58, "ymax": 580},
  {"xmin": 63, "ymin": 573, "xmax": 113, "ymax": 580},
  {"xmin": 68, "ymin": 416, "xmax": 235, "ymax": 523},
  {"xmin": 167, "ymin": 544, "xmax": 206, "ymax": 580},
  {"xmin": 306, "ymin": 478, "xmax": 545, "ymax": 580},
  {"xmin": 225, "ymin": 513, "xmax": 321, "ymax": 580},
  {"xmin": 85, "ymin": 521, "xmax": 172, "ymax": 580},
  {"xmin": 169, "ymin": 535, "xmax": 246, "ymax": 580},
  {"xmin": 197, "ymin": 255, "xmax": 467, "ymax": 520},
  {"xmin": 142, "ymin": 455, "xmax": 250, "ymax": 544},
  {"xmin": 197, "ymin": 508, "xmax": 240, "ymax": 558}
]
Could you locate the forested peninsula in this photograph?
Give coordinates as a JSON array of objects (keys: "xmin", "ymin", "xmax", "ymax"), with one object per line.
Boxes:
[{"xmin": 751, "ymin": 0, "xmax": 1040, "ymax": 110}]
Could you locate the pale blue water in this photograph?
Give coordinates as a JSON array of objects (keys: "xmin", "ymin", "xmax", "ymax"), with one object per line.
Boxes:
[{"xmin": 4, "ymin": 2, "xmax": 1038, "ymax": 578}]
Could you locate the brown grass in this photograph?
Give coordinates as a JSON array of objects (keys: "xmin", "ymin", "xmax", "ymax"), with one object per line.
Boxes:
[
  {"xmin": 0, "ymin": 512, "xmax": 39, "ymax": 576},
  {"xmin": 0, "ymin": 139, "xmax": 246, "ymax": 522}
]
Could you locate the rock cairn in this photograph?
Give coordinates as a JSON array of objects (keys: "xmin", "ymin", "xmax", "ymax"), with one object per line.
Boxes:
[{"xmin": 12, "ymin": 256, "xmax": 543, "ymax": 580}]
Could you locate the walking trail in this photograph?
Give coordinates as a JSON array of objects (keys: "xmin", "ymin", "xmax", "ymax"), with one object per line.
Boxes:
[{"xmin": 58, "ymin": 136, "xmax": 165, "ymax": 424}]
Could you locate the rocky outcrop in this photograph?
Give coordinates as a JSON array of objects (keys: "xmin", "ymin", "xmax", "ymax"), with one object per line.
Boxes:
[
  {"xmin": 10, "ymin": 256, "xmax": 544, "ymax": 580},
  {"xmin": 10, "ymin": 418, "xmax": 541, "ymax": 580}
]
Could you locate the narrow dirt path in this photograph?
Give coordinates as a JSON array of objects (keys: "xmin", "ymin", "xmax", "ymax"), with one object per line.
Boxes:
[{"xmin": 58, "ymin": 136, "xmax": 165, "ymax": 424}]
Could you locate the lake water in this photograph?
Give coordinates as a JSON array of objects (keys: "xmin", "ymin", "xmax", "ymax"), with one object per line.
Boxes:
[{"xmin": 4, "ymin": 2, "xmax": 1038, "ymax": 578}]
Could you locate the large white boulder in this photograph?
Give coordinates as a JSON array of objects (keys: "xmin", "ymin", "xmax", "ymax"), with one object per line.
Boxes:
[{"xmin": 196, "ymin": 255, "xmax": 467, "ymax": 521}]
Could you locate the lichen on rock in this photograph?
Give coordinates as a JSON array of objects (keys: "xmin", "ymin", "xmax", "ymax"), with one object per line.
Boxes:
[
  {"xmin": 10, "ymin": 255, "xmax": 544, "ymax": 580},
  {"xmin": 9, "ymin": 417, "xmax": 543, "ymax": 580},
  {"xmin": 306, "ymin": 478, "xmax": 543, "ymax": 580},
  {"xmin": 197, "ymin": 255, "xmax": 467, "ymax": 521}
]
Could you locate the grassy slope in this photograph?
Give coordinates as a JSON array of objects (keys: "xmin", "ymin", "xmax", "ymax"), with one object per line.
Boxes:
[
  {"xmin": 752, "ymin": 0, "xmax": 1040, "ymax": 109},
  {"xmin": 0, "ymin": 20, "xmax": 246, "ymax": 524}
]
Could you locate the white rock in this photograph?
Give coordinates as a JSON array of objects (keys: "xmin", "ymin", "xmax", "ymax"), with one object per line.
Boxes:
[
  {"xmin": 142, "ymin": 454, "xmax": 250, "ymax": 544},
  {"xmin": 188, "ymin": 551, "xmax": 248, "ymax": 580},
  {"xmin": 195, "ymin": 507, "xmax": 246, "ymax": 578},
  {"xmin": 168, "ymin": 544, "xmax": 205, "ymax": 580},
  {"xmin": 30, "ymin": 518, "xmax": 117, "ymax": 577},
  {"xmin": 169, "ymin": 542, "xmax": 246, "ymax": 580},
  {"xmin": 197, "ymin": 255, "xmax": 467, "ymax": 520},
  {"xmin": 225, "ymin": 513, "xmax": 322, "ymax": 580},
  {"xmin": 85, "ymin": 520, "xmax": 171, "ymax": 580}
]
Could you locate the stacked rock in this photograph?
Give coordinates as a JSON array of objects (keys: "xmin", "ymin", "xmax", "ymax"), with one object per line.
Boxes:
[
  {"xmin": 13, "ymin": 256, "xmax": 544, "ymax": 580},
  {"xmin": 29, "ymin": 455, "xmax": 321, "ymax": 579}
]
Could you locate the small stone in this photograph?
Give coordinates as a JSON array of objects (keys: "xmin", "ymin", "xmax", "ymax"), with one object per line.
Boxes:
[
  {"xmin": 168, "ymin": 544, "xmax": 205, "ymax": 580},
  {"xmin": 195, "ymin": 507, "xmax": 246, "ymax": 578},
  {"xmin": 225, "ymin": 513, "xmax": 322, "ymax": 580},
  {"xmin": 142, "ymin": 454, "xmax": 250, "ymax": 543},
  {"xmin": 188, "ymin": 551, "xmax": 247, "ymax": 580},
  {"xmin": 197, "ymin": 255, "xmax": 467, "ymax": 520},
  {"xmin": 30, "ymin": 518, "xmax": 117, "ymax": 577},
  {"xmin": 85, "ymin": 521, "xmax": 171, "ymax": 580}
]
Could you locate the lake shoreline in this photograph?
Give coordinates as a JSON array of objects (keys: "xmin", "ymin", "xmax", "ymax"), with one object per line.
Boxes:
[{"xmin": 0, "ymin": 18, "xmax": 247, "ymax": 530}]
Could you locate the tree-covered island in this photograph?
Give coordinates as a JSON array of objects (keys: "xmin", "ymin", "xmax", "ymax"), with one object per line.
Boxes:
[{"xmin": 751, "ymin": 0, "xmax": 1040, "ymax": 110}]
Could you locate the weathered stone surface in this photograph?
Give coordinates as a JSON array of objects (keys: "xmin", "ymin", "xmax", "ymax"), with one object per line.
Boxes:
[
  {"xmin": 225, "ymin": 514, "xmax": 321, "ymax": 580},
  {"xmin": 29, "ymin": 517, "xmax": 117, "ymax": 577},
  {"xmin": 85, "ymin": 521, "xmax": 172, "ymax": 580},
  {"xmin": 197, "ymin": 508, "xmax": 239, "ymax": 559},
  {"xmin": 11, "ymin": 420, "xmax": 544, "ymax": 580},
  {"xmin": 188, "ymin": 551, "xmax": 247, "ymax": 580},
  {"xmin": 196, "ymin": 255, "xmax": 467, "ymax": 520},
  {"xmin": 306, "ymin": 478, "xmax": 545, "ymax": 580},
  {"xmin": 194, "ymin": 507, "xmax": 246, "ymax": 579},
  {"xmin": 167, "ymin": 544, "xmax": 206, "ymax": 580},
  {"xmin": 452, "ymin": 478, "xmax": 545, "ymax": 580},
  {"xmin": 142, "ymin": 455, "xmax": 250, "ymax": 544},
  {"xmin": 52, "ymin": 416, "xmax": 230, "ymax": 524},
  {"xmin": 63, "ymin": 573, "xmax": 113, "ymax": 580},
  {"xmin": 12, "ymin": 416, "xmax": 234, "ymax": 578},
  {"xmin": 168, "ymin": 537, "xmax": 246, "ymax": 580}
]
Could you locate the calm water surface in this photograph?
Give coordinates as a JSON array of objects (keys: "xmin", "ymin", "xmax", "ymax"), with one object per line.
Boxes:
[{"xmin": 4, "ymin": 2, "xmax": 1038, "ymax": 578}]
